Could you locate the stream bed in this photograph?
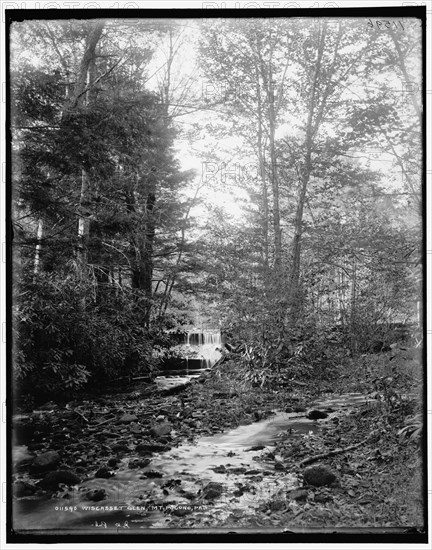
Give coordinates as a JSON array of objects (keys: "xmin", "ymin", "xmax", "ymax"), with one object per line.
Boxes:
[{"xmin": 13, "ymin": 392, "xmax": 374, "ymax": 533}]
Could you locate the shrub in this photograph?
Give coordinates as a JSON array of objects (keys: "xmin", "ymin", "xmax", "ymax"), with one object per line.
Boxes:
[{"xmin": 14, "ymin": 271, "xmax": 158, "ymax": 402}]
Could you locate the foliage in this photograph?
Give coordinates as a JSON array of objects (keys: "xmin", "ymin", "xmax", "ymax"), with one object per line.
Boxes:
[{"xmin": 14, "ymin": 270, "xmax": 158, "ymax": 401}]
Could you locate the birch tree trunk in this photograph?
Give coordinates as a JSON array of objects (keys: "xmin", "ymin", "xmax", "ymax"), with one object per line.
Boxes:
[{"xmin": 33, "ymin": 218, "xmax": 44, "ymax": 276}]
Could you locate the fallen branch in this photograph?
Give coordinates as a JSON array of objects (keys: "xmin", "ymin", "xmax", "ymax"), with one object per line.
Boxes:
[
  {"xmin": 299, "ymin": 436, "xmax": 371, "ymax": 467},
  {"xmin": 90, "ymin": 417, "xmax": 114, "ymax": 428},
  {"xmin": 73, "ymin": 410, "xmax": 89, "ymax": 423}
]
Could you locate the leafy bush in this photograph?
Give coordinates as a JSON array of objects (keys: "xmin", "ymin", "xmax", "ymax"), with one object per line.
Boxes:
[{"xmin": 14, "ymin": 271, "xmax": 158, "ymax": 402}]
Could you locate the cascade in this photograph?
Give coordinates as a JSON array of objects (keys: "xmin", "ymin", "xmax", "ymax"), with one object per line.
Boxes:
[
  {"xmin": 159, "ymin": 330, "xmax": 222, "ymax": 378},
  {"xmin": 186, "ymin": 330, "xmax": 222, "ymax": 370}
]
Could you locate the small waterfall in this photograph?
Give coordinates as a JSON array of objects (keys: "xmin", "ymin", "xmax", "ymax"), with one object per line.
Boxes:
[
  {"xmin": 186, "ymin": 330, "xmax": 222, "ymax": 369},
  {"xmin": 159, "ymin": 330, "xmax": 222, "ymax": 379},
  {"xmin": 186, "ymin": 331, "xmax": 221, "ymax": 347}
]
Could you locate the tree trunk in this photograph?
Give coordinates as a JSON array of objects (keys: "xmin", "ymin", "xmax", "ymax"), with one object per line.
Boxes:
[
  {"xmin": 33, "ymin": 218, "xmax": 44, "ymax": 276},
  {"xmin": 287, "ymin": 22, "xmax": 328, "ymax": 323},
  {"xmin": 69, "ymin": 21, "xmax": 104, "ymax": 273},
  {"xmin": 257, "ymin": 49, "xmax": 281, "ymax": 270},
  {"xmin": 267, "ymin": 79, "xmax": 282, "ymax": 270}
]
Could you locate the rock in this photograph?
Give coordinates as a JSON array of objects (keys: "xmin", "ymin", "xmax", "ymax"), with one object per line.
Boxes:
[
  {"xmin": 274, "ymin": 462, "xmax": 285, "ymax": 471},
  {"xmin": 229, "ymin": 467, "xmax": 246, "ymax": 474},
  {"xmin": 128, "ymin": 458, "xmax": 151, "ymax": 469},
  {"xmin": 160, "ymin": 382, "xmax": 191, "ymax": 396},
  {"xmin": 212, "ymin": 465, "xmax": 226, "ymax": 473},
  {"xmin": 245, "ymin": 469, "xmax": 262, "ymax": 475},
  {"xmin": 135, "ymin": 442, "xmax": 167, "ymax": 455},
  {"xmin": 13, "ymin": 418, "xmax": 35, "ymax": 444},
  {"xmin": 303, "ymin": 464, "xmax": 337, "ymax": 487},
  {"xmin": 99, "ymin": 431, "xmax": 118, "ymax": 439},
  {"xmin": 27, "ymin": 443, "xmax": 45, "ymax": 452},
  {"xmin": 314, "ymin": 492, "xmax": 332, "ymax": 503},
  {"xmin": 306, "ymin": 410, "xmax": 329, "ymax": 420},
  {"xmin": 150, "ymin": 422, "xmax": 172, "ymax": 438},
  {"xmin": 203, "ymin": 482, "xmax": 224, "ymax": 500},
  {"xmin": 293, "ymin": 406, "xmax": 306, "ymax": 413},
  {"xmin": 129, "ymin": 423, "xmax": 142, "ymax": 434},
  {"xmin": 285, "ymin": 406, "xmax": 294, "ymax": 413},
  {"xmin": 246, "ymin": 445, "xmax": 265, "ymax": 452},
  {"xmin": 270, "ymin": 500, "xmax": 286, "ymax": 511},
  {"xmin": 14, "ymin": 481, "xmax": 37, "ymax": 497},
  {"xmin": 107, "ymin": 457, "xmax": 119, "ymax": 467},
  {"xmin": 119, "ymin": 413, "xmax": 138, "ymax": 423},
  {"xmin": 85, "ymin": 489, "xmax": 107, "ymax": 502},
  {"xmin": 172, "ymin": 506, "xmax": 192, "ymax": 517},
  {"xmin": 287, "ymin": 488, "xmax": 308, "ymax": 501},
  {"xmin": 111, "ymin": 444, "xmax": 130, "ymax": 453},
  {"xmin": 15, "ymin": 457, "xmax": 34, "ymax": 473},
  {"xmin": 141, "ymin": 470, "xmax": 163, "ymax": 478},
  {"xmin": 31, "ymin": 451, "xmax": 61, "ymax": 473},
  {"xmin": 95, "ymin": 467, "xmax": 114, "ymax": 479},
  {"xmin": 38, "ymin": 470, "xmax": 81, "ymax": 490}
]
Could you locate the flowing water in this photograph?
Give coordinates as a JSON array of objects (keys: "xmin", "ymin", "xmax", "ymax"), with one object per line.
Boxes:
[{"xmin": 13, "ymin": 393, "xmax": 373, "ymax": 533}]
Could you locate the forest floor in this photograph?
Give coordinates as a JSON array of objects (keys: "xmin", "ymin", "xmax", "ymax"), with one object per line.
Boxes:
[{"xmin": 12, "ymin": 345, "xmax": 424, "ymax": 532}]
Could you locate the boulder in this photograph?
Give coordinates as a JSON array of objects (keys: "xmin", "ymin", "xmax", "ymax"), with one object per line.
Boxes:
[
  {"xmin": 13, "ymin": 418, "xmax": 35, "ymax": 444},
  {"xmin": 84, "ymin": 489, "xmax": 107, "ymax": 502},
  {"xmin": 38, "ymin": 470, "xmax": 81, "ymax": 490},
  {"xmin": 128, "ymin": 458, "xmax": 151, "ymax": 469},
  {"xmin": 111, "ymin": 444, "xmax": 130, "ymax": 453},
  {"xmin": 135, "ymin": 442, "xmax": 167, "ymax": 455},
  {"xmin": 160, "ymin": 382, "xmax": 191, "ymax": 396},
  {"xmin": 31, "ymin": 451, "xmax": 61, "ymax": 473},
  {"xmin": 303, "ymin": 464, "xmax": 337, "ymax": 487},
  {"xmin": 229, "ymin": 467, "xmax": 247, "ymax": 474},
  {"xmin": 13, "ymin": 481, "xmax": 37, "ymax": 498},
  {"xmin": 202, "ymin": 482, "xmax": 224, "ymax": 500},
  {"xmin": 141, "ymin": 470, "xmax": 163, "ymax": 478},
  {"xmin": 306, "ymin": 410, "xmax": 329, "ymax": 420},
  {"xmin": 95, "ymin": 467, "xmax": 114, "ymax": 479},
  {"xmin": 150, "ymin": 422, "xmax": 172, "ymax": 438}
]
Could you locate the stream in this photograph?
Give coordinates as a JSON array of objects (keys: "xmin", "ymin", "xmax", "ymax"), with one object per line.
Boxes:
[{"xmin": 13, "ymin": 392, "xmax": 373, "ymax": 533}]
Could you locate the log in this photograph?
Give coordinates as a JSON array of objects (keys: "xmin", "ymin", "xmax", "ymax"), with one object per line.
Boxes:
[{"xmin": 299, "ymin": 436, "xmax": 371, "ymax": 467}]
